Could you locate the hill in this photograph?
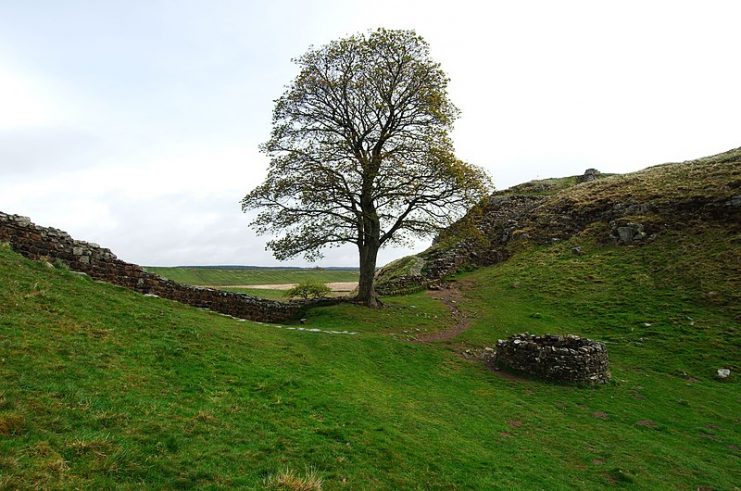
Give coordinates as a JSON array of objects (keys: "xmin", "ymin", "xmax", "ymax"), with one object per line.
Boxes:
[
  {"xmin": 376, "ymin": 147, "xmax": 741, "ymax": 303},
  {"xmin": 1, "ymin": 148, "xmax": 739, "ymax": 489}
]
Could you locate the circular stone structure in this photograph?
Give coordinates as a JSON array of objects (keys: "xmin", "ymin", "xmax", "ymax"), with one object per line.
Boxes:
[{"xmin": 493, "ymin": 333, "xmax": 610, "ymax": 384}]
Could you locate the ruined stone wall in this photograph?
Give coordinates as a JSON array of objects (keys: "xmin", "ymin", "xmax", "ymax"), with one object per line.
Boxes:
[
  {"xmin": 0, "ymin": 212, "xmax": 302, "ymax": 323},
  {"xmin": 374, "ymin": 275, "xmax": 428, "ymax": 295},
  {"xmin": 493, "ymin": 333, "xmax": 610, "ymax": 384}
]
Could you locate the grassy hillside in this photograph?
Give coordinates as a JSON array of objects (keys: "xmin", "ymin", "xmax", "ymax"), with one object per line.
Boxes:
[
  {"xmin": 1, "ymin": 213, "xmax": 739, "ymax": 490},
  {"xmin": 377, "ymin": 147, "xmax": 740, "ymax": 294},
  {"xmin": 145, "ymin": 266, "xmax": 358, "ymax": 287}
]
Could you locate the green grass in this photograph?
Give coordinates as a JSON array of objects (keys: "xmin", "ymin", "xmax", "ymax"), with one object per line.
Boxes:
[
  {"xmin": 1, "ymin": 229, "xmax": 739, "ymax": 489},
  {"xmin": 144, "ymin": 266, "xmax": 358, "ymax": 287}
]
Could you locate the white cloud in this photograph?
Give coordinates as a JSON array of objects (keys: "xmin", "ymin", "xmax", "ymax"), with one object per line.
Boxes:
[{"xmin": 0, "ymin": 65, "xmax": 61, "ymax": 129}]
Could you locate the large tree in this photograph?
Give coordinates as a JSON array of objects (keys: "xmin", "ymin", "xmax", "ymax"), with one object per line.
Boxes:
[{"xmin": 242, "ymin": 28, "xmax": 491, "ymax": 307}]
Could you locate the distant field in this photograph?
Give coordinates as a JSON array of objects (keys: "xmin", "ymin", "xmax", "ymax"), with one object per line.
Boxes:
[{"xmin": 145, "ymin": 266, "xmax": 359, "ymax": 287}]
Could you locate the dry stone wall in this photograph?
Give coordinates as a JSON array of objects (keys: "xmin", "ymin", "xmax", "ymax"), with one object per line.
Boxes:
[
  {"xmin": 493, "ymin": 333, "xmax": 610, "ymax": 384},
  {"xmin": 374, "ymin": 274, "xmax": 428, "ymax": 296},
  {"xmin": 0, "ymin": 212, "xmax": 302, "ymax": 323}
]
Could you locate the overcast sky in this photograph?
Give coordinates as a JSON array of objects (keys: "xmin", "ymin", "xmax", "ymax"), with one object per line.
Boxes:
[{"xmin": 1, "ymin": 1, "xmax": 739, "ymax": 267}]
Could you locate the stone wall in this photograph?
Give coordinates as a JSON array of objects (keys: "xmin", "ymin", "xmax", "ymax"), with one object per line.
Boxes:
[
  {"xmin": 374, "ymin": 275, "xmax": 428, "ymax": 295},
  {"xmin": 493, "ymin": 333, "xmax": 610, "ymax": 384},
  {"xmin": 0, "ymin": 212, "xmax": 303, "ymax": 323}
]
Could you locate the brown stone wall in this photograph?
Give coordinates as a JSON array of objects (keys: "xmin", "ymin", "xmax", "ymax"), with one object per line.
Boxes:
[{"xmin": 0, "ymin": 212, "xmax": 303, "ymax": 323}]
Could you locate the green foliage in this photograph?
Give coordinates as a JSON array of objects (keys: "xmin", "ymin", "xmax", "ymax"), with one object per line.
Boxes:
[{"xmin": 285, "ymin": 281, "xmax": 332, "ymax": 300}]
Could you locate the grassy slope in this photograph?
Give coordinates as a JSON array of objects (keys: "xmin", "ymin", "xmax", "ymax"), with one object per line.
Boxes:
[
  {"xmin": 144, "ymin": 267, "xmax": 358, "ymax": 287},
  {"xmin": 449, "ymin": 230, "xmax": 740, "ymax": 488},
  {"xmin": 1, "ymin": 221, "xmax": 739, "ymax": 490}
]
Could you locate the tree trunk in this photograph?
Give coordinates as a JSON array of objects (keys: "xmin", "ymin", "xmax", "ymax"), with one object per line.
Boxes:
[
  {"xmin": 357, "ymin": 241, "xmax": 380, "ymax": 307},
  {"xmin": 357, "ymin": 158, "xmax": 382, "ymax": 307}
]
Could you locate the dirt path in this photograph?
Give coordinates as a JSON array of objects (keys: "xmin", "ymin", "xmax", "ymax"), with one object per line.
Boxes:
[{"xmin": 413, "ymin": 283, "xmax": 472, "ymax": 343}]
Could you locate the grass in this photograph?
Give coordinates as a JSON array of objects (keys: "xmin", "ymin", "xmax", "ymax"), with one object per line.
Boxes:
[
  {"xmin": 144, "ymin": 266, "xmax": 358, "ymax": 287},
  {"xmin": 1, "ymin": 216, "xmax": 739, "ymax": 489},
  {"xmin": 265, "ymin": 466, "xmax": 323, "ymax": 490},
  {"xmin": 538, "ymin": 147, "xmax": 740, "ymax": 212}
]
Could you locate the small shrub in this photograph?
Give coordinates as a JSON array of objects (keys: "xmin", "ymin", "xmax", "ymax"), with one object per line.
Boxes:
[{"xmin": 285, "ymin": 282, "xmax": 331, "ymax": 300}]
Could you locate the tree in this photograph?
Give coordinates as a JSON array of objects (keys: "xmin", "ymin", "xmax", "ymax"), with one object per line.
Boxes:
[{"xmin": 242, "ymin": 28, "xmax": 492, "ymax": 307}]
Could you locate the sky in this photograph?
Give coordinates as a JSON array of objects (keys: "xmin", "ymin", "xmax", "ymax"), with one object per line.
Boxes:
[{"xmin": 1, "ymin": 0, "xmax": 739, "ymax": 267}]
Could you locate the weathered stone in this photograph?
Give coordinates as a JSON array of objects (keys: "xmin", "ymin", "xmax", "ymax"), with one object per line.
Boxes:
[
  {"xmin": 716, "ymin": 368, "xmax": 731, "ymax": 380},
  {"xmin": 612, "ymin": 222, "xmax": 646, "ymax": 244},
  {"xmin": 15, "ymin": 216, "xmax": 32, "ymax": 227},
  {"xmin": 579, "ymin": 168, "xmax": 601, "ymax": 182},
  {"xmin": 493, "ymin": 333, "xmax": 610, "ymax": 384}
]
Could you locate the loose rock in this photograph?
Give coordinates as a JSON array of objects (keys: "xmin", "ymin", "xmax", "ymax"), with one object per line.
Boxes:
[{"xmin": 716, "ymin": 368, "xmax": 731, "ymax": 380}]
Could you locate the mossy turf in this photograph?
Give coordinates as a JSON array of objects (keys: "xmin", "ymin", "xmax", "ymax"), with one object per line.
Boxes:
[{"xmin": 1, "ymin": 232, "xmax": 739, "ymax": 489}]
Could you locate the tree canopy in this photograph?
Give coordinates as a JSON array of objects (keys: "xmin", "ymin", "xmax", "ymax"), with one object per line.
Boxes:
[{"xmin": 242, "ymin": 28, "xmax": 492, "ymax": 306}]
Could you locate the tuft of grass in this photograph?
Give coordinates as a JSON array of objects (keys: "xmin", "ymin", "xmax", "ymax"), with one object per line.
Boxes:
[
  {"xmin": 68, "ymin": 437, "xmax": 116, "ymax": 457},
  {"xmin": 265, "ymin": 466, "xmax": 323, "ymax": 491},
  {"xmin": 0, "ymin": 413, "xmax": 25, "ymax": 436}
]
